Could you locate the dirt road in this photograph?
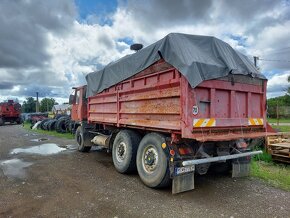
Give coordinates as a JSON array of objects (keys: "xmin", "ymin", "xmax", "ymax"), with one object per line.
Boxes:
[{"xmin": 0, "ymin": 125, "xmax": 289, "ymax": 217}]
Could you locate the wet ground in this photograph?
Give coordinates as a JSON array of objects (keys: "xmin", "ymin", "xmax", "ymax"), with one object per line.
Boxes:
[{"xmin": 0, "ymin": 125, "xmax": 289, "ymax": 217}]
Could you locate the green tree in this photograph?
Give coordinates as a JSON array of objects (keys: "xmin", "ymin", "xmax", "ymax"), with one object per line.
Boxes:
[
  {"xmin": 22, "ymin": 97, "xmax": 36, "ymax": 113},
  {"xmin": 288, "ymin": 76, "xmax": 290, "ymax": 95},
  {"xmin": 39, "ymin": 98, "xmax": 58, "ymax": 112}
]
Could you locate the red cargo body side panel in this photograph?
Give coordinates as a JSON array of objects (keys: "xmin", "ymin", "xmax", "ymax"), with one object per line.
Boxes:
[
  {"xmin": 88, "ymin": 60, "xmax": 268, "ymax": 141},
  {"xmin": 88, "ymin": 61, "xmax": 181, "ymax": 131}
]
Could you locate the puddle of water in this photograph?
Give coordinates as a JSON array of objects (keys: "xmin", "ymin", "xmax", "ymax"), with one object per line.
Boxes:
[
  {"xmin": 24, "ymin": 133, "xmax": 39, "ymax": 137},
  {"xmin": 65, "ymin": 144, "xmax": 78, "ymax": 150},
  {"xmin": 30, "ymin": 138, "xmax": 48, "ymax": 142},
  {"xmin": 0, "ymin": 158, "xmax": 33, "ymax": 179},
  {"xmin": 90, "ymin": 146, "xmax": 106, "ymax": 152},
  {"xmin": 10, "ymin": 143, "xmax": 66, "ymax": 156}
]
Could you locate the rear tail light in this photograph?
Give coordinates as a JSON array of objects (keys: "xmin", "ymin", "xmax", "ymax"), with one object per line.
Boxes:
[
  {"xmin": 170, "ymin": 149, "xmax": 175, "ymax": 156},
  {"xmin": 178, "ymin": 147, "xmax": 192, "ymax": 155}
]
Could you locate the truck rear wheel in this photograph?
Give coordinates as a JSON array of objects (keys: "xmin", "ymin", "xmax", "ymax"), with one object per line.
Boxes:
[
  {"xmin": 0, "ymin": 118, "xmax": 4, "ymax": 126},
  {"xmin": 112, "ymin": 130, "xmax": 141, "ymax": 174},
  {"xmin": 75, "ymin": 126, "xmax": 91, "ymax": 152},
  {"xmin": 136, "ymin": 133, "xmax": 170, "ymax": 188},
  {"xmin": 16, "ymin": 118, "xmax": 21, "ymax": 124}
]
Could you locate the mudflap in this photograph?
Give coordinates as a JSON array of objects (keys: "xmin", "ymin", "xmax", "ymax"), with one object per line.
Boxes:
[
  {"xmin": 172, "ymin": 173, "xmax": 195, "ymax": 194},
  {"xmin": 171, "ymin": 164, "xmax": 195, "ymax": 194},
  {"xmin": 232, "ymin": 156, "xmax": 251, "ymax": 178}
]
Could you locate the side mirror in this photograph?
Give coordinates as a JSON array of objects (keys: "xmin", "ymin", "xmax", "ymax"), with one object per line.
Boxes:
[{"xmin": 69, "ymin": 94, "xmax": 75, "ymax": 105}]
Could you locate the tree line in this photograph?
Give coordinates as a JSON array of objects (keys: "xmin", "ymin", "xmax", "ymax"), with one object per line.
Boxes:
[
  {"xmin": 267, "ymin": 75, "xmax": 290, "ymax": 118},
  {"xmin": 22, "ymin": 97, "xmax": 58, "ymax": 113}
]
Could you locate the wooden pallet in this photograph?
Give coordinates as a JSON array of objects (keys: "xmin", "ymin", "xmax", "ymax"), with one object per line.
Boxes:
[{"xmin": 266, "ymin": 133, "xmax": 290, "ymax": 163}]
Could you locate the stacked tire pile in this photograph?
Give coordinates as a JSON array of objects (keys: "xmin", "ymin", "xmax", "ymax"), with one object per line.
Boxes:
[{"xmin": 37, "ymin": 115, "xmax": 75, "ymax": 134}]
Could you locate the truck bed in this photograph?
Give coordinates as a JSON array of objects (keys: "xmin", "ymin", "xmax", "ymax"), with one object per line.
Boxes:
[{"xmin": 88, "ymin": 60, "xmax": 268, "ymax": 141}]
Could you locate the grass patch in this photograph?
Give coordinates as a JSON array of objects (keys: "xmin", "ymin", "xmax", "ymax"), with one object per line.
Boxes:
[
  {"xmin": 271, "ymin": 125, "xmax": 290, "ymax": 132},
  {"xmin": 23, "ymin": 122, "xmax": 74, "ymax": 140},
  {"xmin": 253, "ymin": 149, "xmax": 272, "ymax": 162},
  {"xmin": 267, "ymin": 118, "xmax": 290, "ymax": 123},
  {"xmin": 251, "ymin": 160, "xmax": 290, "ymax": 191}
]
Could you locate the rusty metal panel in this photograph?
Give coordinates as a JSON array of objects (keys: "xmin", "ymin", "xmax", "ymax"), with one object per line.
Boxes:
[
  {"xmin": 181, "ymin": 74, "xmax": 267, "ymax": 141},
  {"xmin": 87, "ymin": 59, "xmax": 268, "ymax": 142},
  {"xmin": 88, "ymin": 62, "xmax": 182, "ymax": 131}
]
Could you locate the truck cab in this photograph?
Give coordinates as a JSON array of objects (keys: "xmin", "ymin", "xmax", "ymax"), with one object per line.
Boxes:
[{"xmin": 70, "ymin": 86, "xmax": 87, "ymax": 122}]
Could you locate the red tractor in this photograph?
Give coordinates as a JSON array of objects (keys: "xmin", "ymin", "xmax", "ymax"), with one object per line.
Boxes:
[{"xmin": 0, "ymin": 100, "xmax": 22, "ymax": 126}]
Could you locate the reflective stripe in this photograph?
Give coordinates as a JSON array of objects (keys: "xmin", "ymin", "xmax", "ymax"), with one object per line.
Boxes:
[
  {"xmin": 206, "ymin": 118, "xmax": 216, "ymax": 127},
  {"xmin": 248, "ymin": 118, "xmax": 264, "ymax": 126},
  {"xmin": 194, "ymin": 119, "xmax": 205, "ymax": 127},
  {"xmin": 257, "ymin": 118, "xmax": 263, "ymax": 125},
  {"xmin": 193, "ymin": 118, "xmax": 216, "ymax": 127}
]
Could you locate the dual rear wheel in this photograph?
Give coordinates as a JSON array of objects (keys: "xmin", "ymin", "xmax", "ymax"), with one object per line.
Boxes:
[{"xmin": 112, "ymin": 130, "xmax": 170, "ymax": 188}]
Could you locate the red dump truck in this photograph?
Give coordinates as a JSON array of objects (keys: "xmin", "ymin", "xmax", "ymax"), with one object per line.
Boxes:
[
  {"xmin": 70, "ymin": 33, "xmax": 274, "ymax": 193},
  {"xmin": 0, "ymin": 100, "xmax": 22, "ymax": 126}
]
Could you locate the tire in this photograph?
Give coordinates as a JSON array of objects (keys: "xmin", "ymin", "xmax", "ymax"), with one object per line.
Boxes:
[
  {"xmin": 75, "ymin": 126, "xmax": 91, "ymax": 152},
  {"xmin": 136, "ymin": 133, "xmax": 171, "ymax": 188},
  {"xmin": 43, "ymin": 120, "xmax": 51, "ymax": 130},
  {"xmin": 112, "ymin": 130, "xmax": 141, "ymax": 174},
  {"xmin": 69, "ymin": 120, "xmax": 75, "ymax": 134},
  {"xmin": 65, "ymin": 118, "xmax": 71, "ymax": 132},
  {"xmin": 16, "ymin": 117, "xmax": 21, "ymax": 124},
  {"xmin": 48, "ymin": 119, "xmax": 57, "ymax": 131},
  {"xmin": 39, "ymin": 119, "xmax": 50, "ymax": 130},
  {"xmin": 0, "ymin": 117, "xmax": 4, "ymax": 126},
  {"xmin": 55, "ymin": 114, "xmax": 65, "ymax": 120},
  {"xmin": 55, "ymin": 117, "xmax": 67, "ymax": 133}
]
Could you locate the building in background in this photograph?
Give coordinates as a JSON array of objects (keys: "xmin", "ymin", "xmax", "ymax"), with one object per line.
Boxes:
[{"xmin": 52, "ymin": 104, "xmax": 71, "ymax": 115}]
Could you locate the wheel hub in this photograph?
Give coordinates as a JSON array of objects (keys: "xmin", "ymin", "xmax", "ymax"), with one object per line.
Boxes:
[
  {"xmin": 143, "ymin": 146, "xmax": 158, "ymax": 173},
  {"xmin": 116, "ymin": 142, "xmax": 127, "ymax": 162},
  {"xmin": 145, "ymin": 151, "xmax": 155, "ymax": 165}
]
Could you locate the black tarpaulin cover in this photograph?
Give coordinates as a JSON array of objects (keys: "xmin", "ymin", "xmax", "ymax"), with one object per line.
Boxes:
[{"xmin": 86, "ymin": 33, "xmax": 266, "ymax": 97}]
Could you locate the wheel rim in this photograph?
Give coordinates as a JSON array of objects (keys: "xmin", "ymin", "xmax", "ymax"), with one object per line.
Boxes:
[
  {"xmin": 116, "ymin": 142, "xmax": 127, "ymax": 162},
  {"xmin": 142, "ymin": 145, "xmax": 159, "ymax": 173},
  {"xmin": 77, "ymin": 133, "xmax": 82, "ymax": 146}
]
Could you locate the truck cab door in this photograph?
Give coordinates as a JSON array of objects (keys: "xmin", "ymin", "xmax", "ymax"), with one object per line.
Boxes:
[
  {"xmin": 71, "ymin": 88, "xmax": 80, "ymax": 121},
  {"xmin": 70, "ymin": 86, "xmax": 87, "ymax": 121}
]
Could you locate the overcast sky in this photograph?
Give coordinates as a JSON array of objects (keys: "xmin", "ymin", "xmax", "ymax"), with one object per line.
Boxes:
[{"xmin": 0, "ymin": 0, "xmax": 289, "ymax": 104}]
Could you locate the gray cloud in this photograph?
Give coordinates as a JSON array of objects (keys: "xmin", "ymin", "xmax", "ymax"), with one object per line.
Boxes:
[
  {"xmin": 0, "ymin": 0, "xmax": 76, "ymax": 69},
  {"xmin": 126, "ymin": 0, "xmax": 282, "ymax": 29},
  {"xmin": 0, "ymin": 82, "xmax": 14, "ymax": 90},
  {"xmin": 127, "ymin": 0, "xmax": 214, "ymax": 28},
  {"xmin": 0, "ymin": 0, "xmax": 289, "ymax": 102},
  {"xmin": 0, "ymin": 0, "xmax": 76, "ymax": 100},
  {"xmin": 216, "ymin": 0, "xmax": 280, "ymax": 22}
]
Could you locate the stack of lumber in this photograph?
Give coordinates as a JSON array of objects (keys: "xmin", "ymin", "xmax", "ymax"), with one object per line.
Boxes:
[{"xmin": 266, "ymin": 133, "xmax": 290, "ymax": 163}]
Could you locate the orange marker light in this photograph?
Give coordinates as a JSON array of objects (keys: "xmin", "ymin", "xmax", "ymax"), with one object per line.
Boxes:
[{"xmin": 161, "ymin": 143, "xmax": 167, "ymax": 149}]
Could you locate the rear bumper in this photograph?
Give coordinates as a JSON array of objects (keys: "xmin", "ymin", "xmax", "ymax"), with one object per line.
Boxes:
[
  {"xmin": 192, "ymin": 131, "xmax": 277, "ymax": 142},
  {"xmin": 182, "ymin": 150, "xmax": 262, "ymax": 166},
  {"xmin": 172, "ymin": 150, "xmax": 262, "ymax": 194}
]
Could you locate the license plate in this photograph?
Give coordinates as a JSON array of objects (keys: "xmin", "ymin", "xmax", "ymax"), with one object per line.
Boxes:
[{"xmin": 175, "ymin": 165, "xmax": 195, "ymax": 176}]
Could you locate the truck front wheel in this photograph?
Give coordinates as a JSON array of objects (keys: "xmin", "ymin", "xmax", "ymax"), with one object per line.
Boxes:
[
  {"xmin": 136, "ymin": 133, "xmax": 170, "ymax": 188},
  {"xmin": 112, "ymin": 130, "xmax": 141, "ymax": 174},
  {"xmin": 0, "ymin": 118, "xmax": 3, "ymax": 126},
  {"xmin": 75, "ymin": 126, "xmax": 91, "ymax": 152}
]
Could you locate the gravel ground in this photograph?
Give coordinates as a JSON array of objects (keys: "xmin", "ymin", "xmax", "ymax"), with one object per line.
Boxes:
[{"xmin": 0, "ymin": 125, "xmax": 289, "ymax": 218}]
